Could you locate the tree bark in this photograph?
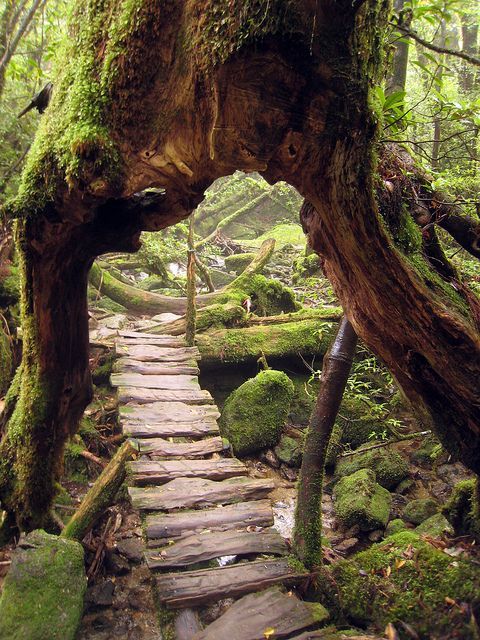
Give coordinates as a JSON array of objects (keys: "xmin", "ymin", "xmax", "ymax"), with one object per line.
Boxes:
[{"xmin": 293, "ymin": 317, "xmax": 358, "ymax": 568}]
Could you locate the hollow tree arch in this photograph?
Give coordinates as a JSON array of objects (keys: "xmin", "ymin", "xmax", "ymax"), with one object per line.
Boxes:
[{"xmin": 0, "ymin": 0, "xmax": 479, "ymax": 531}]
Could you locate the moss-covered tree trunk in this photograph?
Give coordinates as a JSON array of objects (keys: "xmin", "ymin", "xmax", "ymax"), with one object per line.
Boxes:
[
  {"xmin": 294, "ymin": 317, "xmax": 358, "ymax": 568},
  {"xmin": 1, "ymin": 0, "xmax": 478, "ymax": 530}
]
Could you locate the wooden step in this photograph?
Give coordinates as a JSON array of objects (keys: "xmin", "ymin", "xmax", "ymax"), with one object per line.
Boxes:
[
  {"xmin": 113, "ymin": 358, "xmax": 199, "ymax": 376},
  {"xmin": 115, "ymin": 344, "xmax": 199, "ymax": 362},
  {"xmin": 155, "ymin": 559, "xmax": 309, "ymax": 608},
  {"xmin": 118, "ymin": 387, "xmax": 214, "ymax": 405},
  {"xmin": 192, "ymin": 588, "xmax": 328, "ymax": 640},
  {"xmin": 120, "ymin": 402, "xmax": 220, "ymax": 423},
  {"xmin": 118, "ymin": 330, "xmax": 185, "ymax": 343},
  {"xmin": 123, "ymin": 420, "xmax": 220, "ymax": 439},
  {"xmin": 146, "ymin": 530, "xmax": 287, "ymax": 569},
  {"xmin": 117, "ymin": 333, "xmax": 185, "ymax": 347},
  {"xmin": 111, "ymin": 372, "xmax": 200, "ymax": 390},
  {"xmin": 128, "ymin": 476, "xmax": 275, "ymax": 511},
  {"xmin": 128, "ymin": 458, "xmax": 247, "ymax": 485},
  {"xmin": 135, "ymin": 436, "xmax": 225, "ymax": 458},
  {"xmin": 145, "ymin": 500, "xmax": 274, "ymax": 541}
]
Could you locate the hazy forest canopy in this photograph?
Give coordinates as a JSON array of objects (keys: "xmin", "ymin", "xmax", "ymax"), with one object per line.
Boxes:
[{"xmin": 0, "ymin": 0, "xmax": 479, "ymax": 639}]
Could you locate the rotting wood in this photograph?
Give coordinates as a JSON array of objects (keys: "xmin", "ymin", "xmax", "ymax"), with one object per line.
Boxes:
[
  {"xmin": 110, "ymin": 372, "xmax": 200, "ymax": 390},
  {"xmin": 128, "ymin": 458, "xmax": 247, "ymax": 485},
  {"xmin": 119, "ymin": 401, "xmax": 220, "ymax": 423},
  {"xmin": 118, "ymin": 387, "xmax": 213, "ymax": 405},
  {"xmin": 128, "ymin": 476, "xmax": 275, "ymax": 511},
  {"xmin": 145, "ymin": 530, "xmax": 287, "ymax": 569},
  {"xmin": 155, "ymin": 559, "xmax": 309, "ymax": 608},
  {"xmin": 145, "ymin": 500, "xmax": 274, "ymax": 541},
  {"xmin": 115, "ymin": 344, "xmax": 200, "ymax": 362},
  {"xmin": 113, "ymin": 358, "xmax": 199, "ymax": 376},
  {"xmin": 122, "ymin": 420, "xmax": 220, "ymax": 439},
  {"xmin": 135, "ymin": 436, "xmax": 225, "ymax": 458},
  {"xmin": 191, "ymin": 587, "xmax": 324, "ymax": 640}
]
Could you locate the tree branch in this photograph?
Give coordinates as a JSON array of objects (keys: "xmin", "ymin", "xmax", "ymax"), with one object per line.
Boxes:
[{"xmin": 394, "ymin": 24, "xmax": 480, "ymax": 67}]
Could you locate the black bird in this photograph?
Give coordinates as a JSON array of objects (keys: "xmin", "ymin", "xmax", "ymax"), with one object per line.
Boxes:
[{"xmin": 18, "ymin": 81, "xmax": 53, "ymax": 118}]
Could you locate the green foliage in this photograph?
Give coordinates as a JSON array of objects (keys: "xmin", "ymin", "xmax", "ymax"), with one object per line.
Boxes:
[{"xmin": 333, "ymin": 468, "xmax": 392, "ymax": 531}]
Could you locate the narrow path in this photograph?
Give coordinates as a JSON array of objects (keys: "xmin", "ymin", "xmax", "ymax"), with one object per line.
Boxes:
[{"xmin": 112, "ymin": 329, "xmax": 322, "ymax": 639}]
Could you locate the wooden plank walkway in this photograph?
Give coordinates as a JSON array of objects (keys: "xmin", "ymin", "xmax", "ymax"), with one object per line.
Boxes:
[{"xmin": 111, "ymin": 329, "xmax": 318, "ymax": 639}]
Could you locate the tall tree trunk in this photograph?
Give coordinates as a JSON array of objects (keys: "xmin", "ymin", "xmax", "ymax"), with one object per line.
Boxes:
[
  {"xmin": 431, "ymin": 18, "xmax": 446, "ymax": 170},
  {"xmin": 294, "ymin": 317, "xmax": 357, "ymax": 568},
  {"xmin": 387, "ymin": 0, "xmax": 412, "ymax": 97}
]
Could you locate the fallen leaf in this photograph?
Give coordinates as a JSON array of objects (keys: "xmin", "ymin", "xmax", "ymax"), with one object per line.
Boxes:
[
  {"xmin": 385, "ymin": 622, "xmax": 400, "ymax": 640},
  {"xmin": 263, "ymin": 627, "xmax": 275, "ymax": 639},
  {"xmin": 395, "ymin": 558, "xmax": 406, "ymax": 569},
  {"xmin": 445, "ymin": 596, "xmax": 456, "ymax": 606},
  {"xmin": 386, "ymin": 565, "xmax": 392, "ymax": 577}
]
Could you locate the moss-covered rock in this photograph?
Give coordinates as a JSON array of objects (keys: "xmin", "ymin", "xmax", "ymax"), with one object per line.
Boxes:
[
  {"xmin": 0, "ymin": 530, "xmax": 86, "ymax": 640},
  {"xmin": 218, "ymin": 273, "xmax": 298, "ymax": 316},
  {"xmin": 224, "ymin": 252, "xmax": 256, "ymax": 275},
  {"xmin": 319, "ymin": 531, "xmax": 480, "ymax": 636},
  {"xmin": 403, "ymin": 498, "xmax": 439, "ymax": 525},
  {"xmin": 416, "ymin": 513, "xmax": 453, "ymax": 537},
  {"xmin": 385, "ymin": 518, "xmax": 408, "ymax": 536},
  {"xmin": 335, "ymin": 446, "xmax": 409, "ymax": 490},
  {"xmin": 411, "ymin": 433, "xmax": 444, "ymax": 467},
  {"xmin": 220, "ymin": 370, "xmax": 294, "ymax": 456},
  {"xmin": 443, "ymin": 479, "xmax": 480, "ymax": 540},
  {"xmin": 333, "ymin": 469, "xmax": 392, "ymax": 531},
  {"xmin": 337, "ymin": 396, "xmax": 390, "ymax": 449},
  {"xmin": 274, "ymin": 434, "xmax": 303, "ymax": 467}
]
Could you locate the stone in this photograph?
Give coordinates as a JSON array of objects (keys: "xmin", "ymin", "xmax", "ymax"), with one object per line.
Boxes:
[
  {"xmin": 416, "ymin": 513, "xmax": 454, "ymax": 537},
  {"xmin": 333, "ymin": 469, "xmax": 392, "ymax": 532},
  {"xmin": 274, "ymin": 434, "xmax": 303, "ymax": 467},
  {"xmin": 335, "ymin": 446, "xmax": 409, "ymax": 490},
  {"xmin": 87, "ymin": 580, "xmax": 115, "ymax": 607},
  {"xmin": 385, "ymin": 518, "xmax": 408, "ymax": 536},
  {"xmin": 403, "ymin": 498, "xmax": 439, "ymax": 525},
  {"xmin": 105, "ymin": 549, "xmax": 130, "ymax": 575},
  {"xmin": 262, "ymin": 448, "xmax": 281, "ymax": 469},
  {"xmin": 116, "ymin": 537, "xmax": 144, "ymax": 563}
]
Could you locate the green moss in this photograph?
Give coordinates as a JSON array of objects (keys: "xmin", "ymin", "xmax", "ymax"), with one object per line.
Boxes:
[
  {"xmin": 92, "ymin": 351, "xmax": 116, "ymax": 385},
  {"xmin": 0, "ymin": 324, "xmax": 13, "ymax": 395},
  {"xmin": 333, "ymin": 469, "xmax": 391, "ymax": 531},
  {"xmin": 249, "ymin": 223, "xmax": 306, "ymax": 248},
  {"xmin": 335, "ymin": 445, "xmax": 409, "ymax": 490},
  {"xmin": 219, "ymin": 369, "xmax": 294, "ymax": 456},
  {"xmin": 337, "ymin": 396, "xmax": 390, "ymax": 449},
  {"xmin": 274, "ymin": 434, "xmax": 303, "ymax": 467},
  {"xmin": 218, "ymin": 273, "xmax": 298, "ymax": 316},
  {"xmin": 197, "ymin": 303, "xmax": 247, "ymax": 332},
  {"xmin": 403, "ymin": 498, "xmax": 438, "ymax": 525},
  {"xmin": 325, "ymin": 424, "xmax": 343, "ymax": 469},
  {"xmin": 224, "ymin": 252, "xmax": 256, "ymax": 275},
  {"xmin": 0, "ymin": 264, "xmax": 20, "ymax": 307},
  {"xmin": 443, "ymin": 479, "xmax": 480, "ymax": 540},
  {"xmin": 385, "ymin": 518, "xmax": 408, "ymax": 536},
  {"xmin": 322, "ymin": 531, "xmax": 480, "ymax": 636},
  {"xmin": 0, "ymin": 530, "xmax": 86, "ymax": 640},
  {"xmin": 416, "ymin": 513, "xmax": 453, "ymax": 537}
]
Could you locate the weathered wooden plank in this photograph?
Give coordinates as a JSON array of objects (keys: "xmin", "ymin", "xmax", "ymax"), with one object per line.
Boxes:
[
  {"xmin": 192, "ymin": 588, "xmax": 326, "ymax": 640},
  {"xmin": 145, "ymin": 500, "xmax": 274, "ymax": 541},
  {"xmin": 120, "ymin": 402, "xmax": 220, "ymax": 423},
  {"xmin": 129, "ymin": 458, "xmax": 247, "ymax": 485},
  {"xmin": 146, "ymin": 530, "xmax": 287, "ymax": 569},
  {"xmin": 128, "ymin": 476, "xmax": 275, "ymax": 511},
  {"xmin": 118, "ymin": 386, "xmax": 213, "ymax": 405},
  {"xmin": 114, "ymin": 358, "xmax": 199, "ymax": 376},
  {"xmin": 115, "ymin": 344, "xmax": 199, "ymax": 362},
  {"xmin": 135, "ymin": 436, "xmax": 225, "ymax": 458},
  {"xmin": 122, "ymin": 420, "xmax": 220, "ymax": 439},
  {"xmin": 118, "ymin": 330, "xmax": 184, "ymax": 342},
  {"xmin": 155, "ymin": 560, "xmax": 308, "ymax": 608},
  {"xmin": 111, "ymin": 372, "xmax": 200, "ymax": 390}
]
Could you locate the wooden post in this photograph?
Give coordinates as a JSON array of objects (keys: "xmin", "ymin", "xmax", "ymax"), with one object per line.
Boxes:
[{"xmin": 185, "ymin": 214, "xmax": 197, "ymax": 346}]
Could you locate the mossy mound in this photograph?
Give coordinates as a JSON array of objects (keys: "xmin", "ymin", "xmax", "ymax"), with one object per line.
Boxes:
[
  {"xmin": 416, "ymin": 513, "xmax": 453, "ymax": 537},
  {"xmin": 292, "ymin": 253, "xmax": 321, "ymax": 283},
  {"xmin": 385, "ymin": 518, "xmax": 408, "ymax": 536},
  {"xmin": 320, "ymin": 531, "xmax": 480, "ymax": 637},
  {"xmin": 0, "ymin": 530, "xmax": 86, "ymax": 640},
  {"xmin": 274, "ymin": 434, "xmax": 303, "ymax": 467},
  {"xmin": 403, "ymin": 498, "xmax": 439, "ymax": 525},
  {"xmin": 224, "ymin": 252, "xmax": 256, "ymax": 275},
  {"xmin": 335, "ymin": 446, "xmax": 409, "ymax": 490},
  {"xmin": 337, "ymin": 396, "xmax": 390, "ymax": 449},
  {"xmin": 219, "ymin": 273, "xmax": 298, "ymax": 316},
  {"xmin": 333, "ymin": 469, "xmax": 391, "ymax": 531},
  {"xmin": 220, "ymin": 370, "xmax": 294, "ymax": 456},
  {"xmin": 443, "ymin": 479, "xmax": 480, "ymax": 541}
]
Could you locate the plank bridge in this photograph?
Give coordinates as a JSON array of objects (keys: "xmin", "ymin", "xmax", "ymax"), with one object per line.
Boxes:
[{"xmin": 111, "ymin": 330, "xmax": 325, "ymax": 639}]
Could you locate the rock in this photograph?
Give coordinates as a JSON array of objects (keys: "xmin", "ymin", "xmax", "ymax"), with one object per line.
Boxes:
[
  {"xmin": 416, "ymin": 513, "xmax": 454, "ymax": 537},
  {"xmin": 395, "ymin": 478, "xmax": 414, "ymax": 495},
  {"xmin": 443, "ymin": 479, "xmax": 480, "ymax": 540},
  {"xmin": 368, "ymin": 529, "xmax": 384, "ymax": 542},
  {"xmin": 333, "ymin": 469, "xmax": 392, "ymax": 532},
  {"xmin": 219, "ymin": 369, "xmax": 294, "ymax": 456},
  {"xmin": 274, "ymin": 434, "xmax": 303, "ymax": 467},
  {"xmin": 337, "ymin": 396, "xmax": 391, "ymax": 449},
  {"xmin": 86, "ymin": 580, "xmax": 115, "ymax": 607},
  {"xmin": 116, "ymin": 538, "xmax": 144, "ymax": 563},
  {"xmin": 385, "ymin": 518, "xmax": 408, "ymax": 536},
  {"xmin": 389, "ymin": 493, "xmax": 408, "ymax": 519},
  {"xmin": 105, "ymin": 549, "xmax": 130, "ymax": 575},
  {"xmin": 280, "ymin": 464, "xmax": 298, "ymax": 482},
  {"xmin": 262, "ymin": 448, "xmax": 281, "ymax": 469},
  {"xmin": 334, "ymin": 537, "xmax": 359, "ymax": 554},
  {"xmin": 335, "ymin": 446, "xmax": 409, "ymax": 490},
  {"xmin": 0, "ymin": 530, "xmax": 86, "ymax": 640},
  {"xmin": 403, "ymin": 498, "xmax": 439, "ymax": 525}
]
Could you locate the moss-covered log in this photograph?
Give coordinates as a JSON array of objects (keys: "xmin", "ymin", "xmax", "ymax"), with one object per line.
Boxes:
[{"xmin": 196, "ymin": 319, "xmax": 337, "ymax": 367}]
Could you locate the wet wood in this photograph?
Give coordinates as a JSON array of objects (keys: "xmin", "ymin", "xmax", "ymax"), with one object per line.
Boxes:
[
  {"xmin": 119, "ymin": 402, "xmax": 220, "ymax": 423},
  {"xmin": 115, "ymin": 343, "xmax": 200, "ymax": 362},
  {"xmin": 145, "ymin": 500, "xmax": 274, "ymax": 541},
  {"xmin": 111, "ymin": 372, "xmax": 200, "ymax": 390},
  {"xmin": 128, "ymin": 458, "xmax": 247, "ymax": 485},
  {"xmin": 192, "ymin": 588, "xmax": 323, "ymax": 640},
  {"xmin": 135, "ymin": 436, "xmax": 224, "ymax": 458},
  {"xmin": 118, "ymin": 387, "xmax": 213, "ymax": 405},
  {"xmin": 113, "ymin": 358, "xmax": 199, "ymax": 376},
  {"xmin": 155, "ymin": 559, "xmax": 309, "ymax": 608},
  {"xmin": 145, "ymin": 530, "xmax": 287, "ymax": 569},
  {"xmin": 128, "ymin": 476, "xmax": 275, "ymax": 511},
  {"xmin": 117, "ymin": 330, "xmax": 185, "ymax": 345},
  {"xmin": 122, "ymin": 420, "xmax": 220, "ymax": 439},
  {"xmin": 175, "ymin": 609, "xmax": 202, "ymax": 640}
]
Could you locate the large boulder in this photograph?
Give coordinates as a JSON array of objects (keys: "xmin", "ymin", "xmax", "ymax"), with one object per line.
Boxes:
[
  {"xmin": 333, "ymin": 469, "xmax": 391, "ymax": 531},
  {"xmin": 403, "ymin": 498, "xmax": 439, "ymax": 525},
  {"xmin": 220, "ymin": 369, "xmax": 294, "ymax": 457},
  {"xmin": 0, "ymin": 530, "xmax": 86, "ymax": 640},
  {"xmin": 335, "ymin": 446, "xmax": 409, "ymax": 490}
]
